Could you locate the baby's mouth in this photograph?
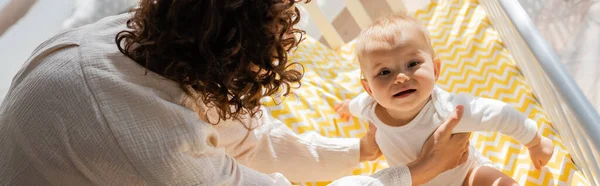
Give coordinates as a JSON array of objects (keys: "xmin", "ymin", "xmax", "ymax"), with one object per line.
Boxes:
[{"xmin": 393, "ymin": 89, "xmax": 416, "ymax": 97}]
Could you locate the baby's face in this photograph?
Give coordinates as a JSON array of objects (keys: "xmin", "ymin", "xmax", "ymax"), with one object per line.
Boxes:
[{"xmin": 360, "ymin": 28, "xmax": 439, "ymax": 113}]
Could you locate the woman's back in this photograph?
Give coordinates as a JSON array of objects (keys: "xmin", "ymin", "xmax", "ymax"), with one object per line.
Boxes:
[{"xmin": 0, "ymin": 14, "xmax": 225, "ymax": 185}]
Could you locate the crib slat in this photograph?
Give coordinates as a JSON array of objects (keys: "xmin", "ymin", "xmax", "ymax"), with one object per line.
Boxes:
[
  {"xmin": 386, "ymin": 0, "xmax": 407, "ymax": 13},
  {"xmin": 481, "ymin": 0, "xmax": 600, "ymax": 184},
  {"xmin": 302, "ymin": 2, "xmax": 345, "ymax": 49},
  {"xmin": 345, "ymin": 0, "xmax": 372, "ymax": 29}
]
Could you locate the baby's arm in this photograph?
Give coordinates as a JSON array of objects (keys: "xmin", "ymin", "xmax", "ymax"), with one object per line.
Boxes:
[
  {"xmin": 453, "ymin": 95, "xmax": 537, "ymax": 144},
  {"xmin": 453, "ymin": 94, "xmax": 554, "ymax": 169},
  {"xmin": 335, "ymin": 92, "xmax": 373, "ymax": 121}
]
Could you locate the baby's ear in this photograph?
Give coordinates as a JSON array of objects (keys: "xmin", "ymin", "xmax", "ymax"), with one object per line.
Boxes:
[
  {"xmin": 360, "ymin": 79, "xmax": 373, "ymax": 96},
  {"xmin": 433, "ymin": 57, "xmax": 441, "ymax": 80}
]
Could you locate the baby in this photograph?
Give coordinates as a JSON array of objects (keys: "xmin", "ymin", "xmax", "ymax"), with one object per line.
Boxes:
[{"xmin": 336, "ymin": 13, "xmax": 554, "ymax": 186}]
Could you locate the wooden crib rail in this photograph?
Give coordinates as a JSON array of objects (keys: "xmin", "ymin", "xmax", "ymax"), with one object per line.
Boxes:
[{"xmin": 301, "ymin": 0, "xmax": 406, "ymax": 49}]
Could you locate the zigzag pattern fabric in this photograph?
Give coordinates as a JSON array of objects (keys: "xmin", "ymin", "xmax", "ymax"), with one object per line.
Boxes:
[{"xmin": 261, "ymin": 0, "xmax": 590, "ymax": 185}]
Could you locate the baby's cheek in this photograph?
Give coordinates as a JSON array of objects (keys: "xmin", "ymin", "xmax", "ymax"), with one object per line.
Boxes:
[
  {"xmin": 370, "ymin": 84, "xmax": 388, "ymax": 98},
  {"xmin": 374, "ymin": 90, "xmax": 392, "ymax": 103},
  {"xmin": 415, "ymin": 70, "xmax": 436, "ymax": 82}
]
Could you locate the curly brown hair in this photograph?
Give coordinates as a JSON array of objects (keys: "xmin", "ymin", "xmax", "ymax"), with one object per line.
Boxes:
[{"xmin": 116, "ymin": 0, "xmax": 308, "ymax": 123}]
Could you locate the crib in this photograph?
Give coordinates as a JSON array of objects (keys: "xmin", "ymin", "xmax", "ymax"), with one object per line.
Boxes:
[{"xmin": 259, "ymin": 0, "xmax": 600, "ymax": 185}]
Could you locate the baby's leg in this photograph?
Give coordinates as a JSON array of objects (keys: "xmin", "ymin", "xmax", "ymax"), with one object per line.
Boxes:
[{"xmin": 462, "ymin": 166, "xmax": 518, "ymax": 186}]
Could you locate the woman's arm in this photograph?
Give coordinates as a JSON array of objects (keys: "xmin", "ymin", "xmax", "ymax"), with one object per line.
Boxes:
[
  {"xmin": 236, "ymin": 104, "xmax": 468, "ymax": 185},
  {"xmin": 238, "ymin": 111, "xmax": 362, "ymax": 182}
]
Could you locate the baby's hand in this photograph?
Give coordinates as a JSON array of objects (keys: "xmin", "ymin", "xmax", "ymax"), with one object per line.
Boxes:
[
  {"xmin": 527, "ymin": 135, "xmax": 554, "ymax": 170},
  {"xmin": 335, "ymin": 99, "xmax": 352, "ymax": 121}
]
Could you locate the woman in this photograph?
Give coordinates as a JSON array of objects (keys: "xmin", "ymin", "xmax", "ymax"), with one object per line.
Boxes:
[{"xmin": 0, "ymin": 0, "xmax": 471, "ymax": 185}]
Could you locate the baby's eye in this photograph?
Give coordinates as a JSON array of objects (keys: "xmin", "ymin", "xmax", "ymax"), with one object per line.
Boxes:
[
  {"xmin": 378, "ymin": 69, "xmax": 391, "ymax": 76},
  {"xmin": 408, "ymin": 60, "xmax": 422, "ymax": 68}
]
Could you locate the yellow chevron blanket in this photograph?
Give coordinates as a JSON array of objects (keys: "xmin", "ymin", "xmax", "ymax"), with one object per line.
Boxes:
[{"xmin": 261, "ymin": 0, "xmax": 590, "ymax": 185}]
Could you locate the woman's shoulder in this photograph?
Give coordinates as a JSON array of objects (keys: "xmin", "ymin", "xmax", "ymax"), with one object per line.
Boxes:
[
  {"xmin": 4, "ymin": 12, "xmax": 194, "ymax": 131},
  {"xmin": 9, "ymin": 13, "xmax": 134, "ymax": 88}
]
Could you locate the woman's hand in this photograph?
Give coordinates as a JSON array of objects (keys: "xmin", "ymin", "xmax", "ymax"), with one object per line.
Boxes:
[
  {"xmin": 359, "ymin": 122, "xmax": 383, "ymax": 162},
  {"xmin": 407, "ymin": 105, "xmax": 470, "ymax": 185}
]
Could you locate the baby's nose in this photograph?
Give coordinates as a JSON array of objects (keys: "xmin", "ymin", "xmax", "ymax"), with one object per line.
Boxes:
[{"xmin": 395, "ymin": 73, "xmax": 410, "ymax": 84}]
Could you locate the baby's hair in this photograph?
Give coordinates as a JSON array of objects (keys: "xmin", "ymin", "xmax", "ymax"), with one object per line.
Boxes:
[{"xmin": 355, "ymin": 12, "xmax": 432, "ymax": 62}]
